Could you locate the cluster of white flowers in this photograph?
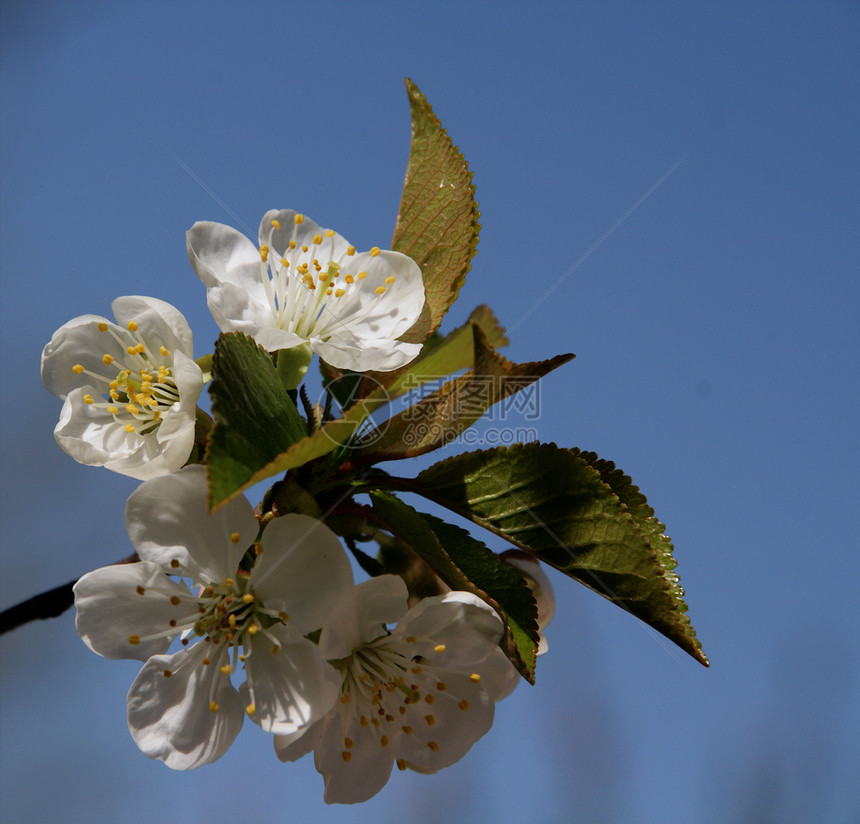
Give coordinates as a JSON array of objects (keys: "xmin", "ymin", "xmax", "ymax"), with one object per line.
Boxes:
[{"xmin": 42, "ymin": 212, "xmax": 553, "ymax": 803}]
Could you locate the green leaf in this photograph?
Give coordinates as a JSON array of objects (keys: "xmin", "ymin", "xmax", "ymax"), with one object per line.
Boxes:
[
  {"xmin": 369, "ymin": 490, "xmax": 539, "ymax": 681},
  {"xmin": 403, "ymin": 443, "xmax": 708, "ymax": 666},
  {"xmin": 205, "ymin": 333, "xmax": 307, "ymax": 509},
  {"xmin": 392, "ymin": 78, "xmax": 480, "ymax": 343},
  {"xmin": 354, "ymin": 326, "xmax": 573, "ymax": 460}
]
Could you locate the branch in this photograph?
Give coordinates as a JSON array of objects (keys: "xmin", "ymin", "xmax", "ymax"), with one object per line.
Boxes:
[{"xmin": 0, "ymin": 553, "xmax": 138, "ymax": 636}]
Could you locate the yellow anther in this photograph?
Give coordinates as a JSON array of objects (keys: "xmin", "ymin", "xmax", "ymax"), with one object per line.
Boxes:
[
  {"xmin": 260, "ymin": 245, "xmax": 269, "ymax": 262},
  {"xmin": 374, "ymin": 286, "xmax": 386, "ymax": 295},
  {"xmin": 396, "ymin": 759, "xmax": 407, "ymax": 771},
  {"xmin": 469, "ymin": 673, "xmax": 481, "ymax": 683},
  {"xmin": 209, "ymin": 701, "xmax": 219, "ymax": 712},
  {"xmin": 289, "ymin": 240, "xmax": 296, "ymax": 249},
  {"xmin": 458, "ymin": 699, "xmax": 470, "ymax": 711},
  {"xmin": 220, "ymin": 664, "xmax": 232, "ymax": 674},
  {"xmin": 433, "ymin": 644, "xmax": 446, "ymax": 653},
  {"xmin": 127, "ymin": 346, "xmax": 137, "ymax": 356},
  {"xmin": 202, "ymin": 658, "xmax": 210, "ymax": 666},
  {"xmin": 380, "ymin": 735, "xmax": 389, "ymax": 747},
  {"xmin": 102, "ymin": 354, "xmax": 114, "ymax": 365},
  {"xmin": 163, "ymin": 670, "xmax": 172, "ymax": 678},
  {"xmin": 293, "ymin": 213, "xmax": 304, "ymax": 224},
  {"xmin": 254, "ymin": 543, "xmax": 263, "ymax": 556},
  {"xmin": 242, "ymin": 594, "xmax": 254, "ymax": 604},
  {"xmin": 344, "ymin": 274, "xmax": 355, "ymax": 284},
  {"xmin": 436, "ymin": 682, "xmax": 447, "ymax": 691},
  {"xmin": 126, "ymin": 403, "xmax": 138, "ymax": 414},
  {"xmin": 280, "ymin": 257, "xmax": 289, "ymax": 267},
  {"xmin": 278, "ymin": 611, "xmax": 289, "ymax": 621},
  {"xmin": 83, "ymin": 395, "xmax": 94, "ymax": 405},
  {"xmin": 301, "ymin": 244, "xmax": 309, "ymax": 252},
  {"xmin": 124, "ymin": 424, "xmax": 136, "ymax": 433},
  {"xmin": 425, "ymin": 694, "xmax": 435, "ymax": 705},
  {"xmin": 370, "ymin": 247, "xmax": 381, "ymax": 257},
  {"xmin": 72, "ymin": 364, "xmax": 85, "ymax": 374},
  {"xmin": 227, "ymin": 614, "xmax": 236, "ymax": 629},
  {"xmin": 127, "ymin": 321, "xmax": 138, "ymax": 332},
  {"xmin": 97, "ymin": 323, "xmax": 108, "ymax": 332},
  {"xmin": 427, "ymin": 741, "xmax": 439, "ymax": 752},
  {"xmin": 346, "ymin": 245, "xmax": 356, "ymax": 256},
  {"xmin": 425, "ymin": 714, "xmax": 436, "ymax": 726},
  {"xmin": 326, "ymin": 288, "xmax": 333, "ymax": 296},
  {"xmin": 159, "ymin": 345, "xmax": 169, "ymax": 357},
  {"xmin": 228, "ymin": 532, "xmax": 241, "ymax": 545},
  {"xmin": 245, "ymin": 703, "xmax": 256, "ymax": 716},
  {"xmin": 402, "ymin": 725, "xmax": 413, "ymax": 735},
  {"xmin": 248, "ymin": 624, "xmax": 259, "ymax": 635},
  {"xmin": 344, "ymin": 737, "xmax": 354, "ymax": 749},
  {"xmin": 341, "ymin": 751, "xmax": 351, "ymax": 762},
  {"xmin": 335, "ymin": 288, "xmax": 345, "ymax": 298},
  {"xmin": 357, "ymin": 271, "xmax": 367, "ymax": 279},
  {"xmin": 128, "ymin": 634, "xmax": 140, "ymax": 645},
  {"xmin": 271, "ymin": 218, "xmax": 281, "ymax": 229},
  {"xmin": 312, "ymin": 233, "xmax": 322, "ymax": 245},
  {"xmin": 411, "ymin": 666, "xmax": 423, "ymax": 674}
]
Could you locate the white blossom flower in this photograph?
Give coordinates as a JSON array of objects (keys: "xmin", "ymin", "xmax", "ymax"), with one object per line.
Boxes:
[
  {"xmin": 186, "ymin": 209, "xmax": 425, "ymax": 372},
  {"xmin": 274, "ymin": 575, "xmax": 509, "ymax": 804},
  {"xmin": 41, "ymin": 296, "xmax": 203, "ymax": 480},
  {"xmin": 74, "ymin": 465, "xmax": 351, "ymax": 769}
]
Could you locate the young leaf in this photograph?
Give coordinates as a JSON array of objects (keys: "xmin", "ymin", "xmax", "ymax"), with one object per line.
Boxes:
[
  {"xmin": 400, "ymin": 443, "xmax": 708, "ymax": 666},
  {"xmin": 392, "ymin": 78, "xmax": 480, "ymax": 343},
  {"xmin": 205, "ymin": 333, "xmax": 307, "ymax": 509},
  {"xmin": 354, "ymin": 326, "xmax": 573, "ymax": 460},
  {"xmin": 369, "ymin": 490, "xmax": 539, "ymax": 681}
]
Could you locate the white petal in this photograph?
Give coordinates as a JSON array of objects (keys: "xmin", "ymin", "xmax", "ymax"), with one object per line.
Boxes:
[
  {"xmin": 273, "ymin": 715, "xmax": 325, "ymax": 763},
  {"xmin": 111, "ymin": 296, "xmax": 195, "ymax": 359},
  {"xmin": 127, "ymin": 643, "xmax": 244, "ymax": 769},
  {"xmin": 74, "ymin": 561, "xmax": 191, "ymax": 660},
  {"xmin": 249, "ymin": 514, "xmax": 353, "ymax": 635},
  {"xmin": 314, "ymin": 712, "xmax": 396, "ymax": 804},
  {"xmin": 186, "ymin": 220, "xmax": 262, "ymax": 289},
  {"xmin": 402, "ymin": 591, "xmax": 503, "ymax": 668},
  {"xmin": 54, "ymin": 388, "xmax": 139, "ymax": 464},
  {"xmin": 395, "ymin": 670, "xmax": 496, "ymax": 773},
  {"xmin": 125, "ymin": 465, "xmax": 256, "ymax": 582},
  {"xmin": 319, "ymin": 575, "xmax": 408, "ymax": 660},
  {"xmin": 315, "ymin": 337, "xmax": 422, "ymax": 373},
  {"xmin": 41, "ymin": 314, "xmax": 124, "ymax": 399},
  {"xmin": 204, "ymin": 280, "xmax": 274, "ymax": 336},
  {"xmin": 241, "ymin": 628, "xmax": 340, "ymax": 735}
]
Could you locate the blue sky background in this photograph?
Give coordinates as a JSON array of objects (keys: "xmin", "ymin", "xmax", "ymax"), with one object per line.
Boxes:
[{"xmin": 1, "ymin": 2, "xmax": 858, "ymax": 822}]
